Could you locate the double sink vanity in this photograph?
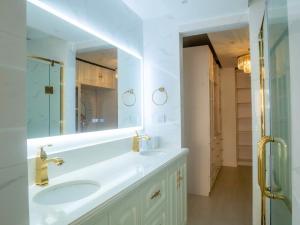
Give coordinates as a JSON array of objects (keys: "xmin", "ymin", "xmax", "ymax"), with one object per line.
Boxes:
[{"xmin": 29, "ymin": 147, "xmax": 188, "ymax": 225}]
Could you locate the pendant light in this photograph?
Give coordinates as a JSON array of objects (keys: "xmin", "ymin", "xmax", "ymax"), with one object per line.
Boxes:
[{"xmin": 237, "ymin": 54, "xmax": 251, "ymax": 74}]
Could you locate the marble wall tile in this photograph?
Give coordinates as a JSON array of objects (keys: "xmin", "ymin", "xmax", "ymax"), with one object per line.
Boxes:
[
  {"xmin": 144, "ymin": 17, "xmax": 181, "ymax": 148},
  {"xmin": 0, "ymin": 1, "xmax": 29, "ymax": 224},
  {"xmin": 0, "ymin": 66, "xmax": 26, "ymax": 129},
  {"xmin": 0, "ymin": 0, "xmax": 26, "ymax": 38},
  {"xmin": 0, "ymin": 31, "xmax": 26, "ymax": 70},
  {"xmin": 0, "ymin": 164, "xmax": 29, "ymax": 225},
  {"xmin": 0, "ymin": 128, "xmax": 27, "ymax": 170}
]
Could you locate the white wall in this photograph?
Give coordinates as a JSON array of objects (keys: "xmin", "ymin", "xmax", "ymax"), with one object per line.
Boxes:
[
  {"xmin": 0, "ymin": 0, "xmax": 29, "ymax": 224},
  {"xmin": 287, "ymin": 0, "xmax": 300, "ymax": 224},
  {"xmin": 143, "ymin": 17, "xmax": 182, "ymax": 148},
  {"xmin": 118, "ymin": 49, "xmax": 142, "ymax": 128},
  {"xmin": 220, "ymin": 68, "xmax": 237, "ymax": 167},
  {"xmin": 248, "ymin": 0, "xmax": 265, "ymax": 224}
]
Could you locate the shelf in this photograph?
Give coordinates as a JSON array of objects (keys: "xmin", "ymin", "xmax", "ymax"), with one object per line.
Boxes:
[
  {"xmin": 237, "ymin": 87, "xmax": 251, "ymax": 90},
  {"xmin": 236, "ymin": 71, "xmax": 253, "ymax": 166},
  {"xmin": 238, "ymin": 144, "xmax": 253, "ymax": 147},
  {"xmin": 238, "ymin": 131, "xmax": 252, "ymax": 134},
  {"xmin": 237, "ymin": 102, "xmax": 251, "ymax": 105},
  {"xmin": 238, "ymin": 116, "xmax": 252, "ymax": 119}
]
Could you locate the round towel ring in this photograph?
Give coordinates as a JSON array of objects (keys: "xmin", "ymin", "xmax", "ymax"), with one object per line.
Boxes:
[
  {"xmin": 152, "ymin": 87, "xmax": 168, "ymax": 106},
  {"xmin": 122, "ymin": 89, "xmax": 136, "ymax": 107}
]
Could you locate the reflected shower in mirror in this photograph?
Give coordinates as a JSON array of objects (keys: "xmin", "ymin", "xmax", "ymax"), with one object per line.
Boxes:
[{"xmin": 26, "ymin": 1, "xmax": 142, "ymax": 139}]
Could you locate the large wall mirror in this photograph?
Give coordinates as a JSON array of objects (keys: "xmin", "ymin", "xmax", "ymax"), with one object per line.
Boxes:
[{"xmin": 26, "ymin": 2, "xmax": 142, "ymax": 139}]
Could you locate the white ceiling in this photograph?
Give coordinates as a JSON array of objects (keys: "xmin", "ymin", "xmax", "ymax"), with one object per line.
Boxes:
[
  {"xmin": 121, "ymin": 0, "xmax": 248, "ymax": 22},
  {"xmin": 208, "ymin": 26, "xmax": 250, "ymax": 68}
]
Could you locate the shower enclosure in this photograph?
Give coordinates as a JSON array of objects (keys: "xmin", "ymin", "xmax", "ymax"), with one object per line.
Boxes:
[{"xmin": 27, "ymin": 57, "xmax": 63, "ymax": 139}]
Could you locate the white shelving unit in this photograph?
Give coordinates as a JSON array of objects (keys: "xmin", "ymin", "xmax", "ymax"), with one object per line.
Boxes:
[
  {"xmin": 183, "ymin": 46, "xmax": 223, "ymax": 196},
  {"xmin": 236, "ymin": 71, "xmax": 252, "ymax": 166}
]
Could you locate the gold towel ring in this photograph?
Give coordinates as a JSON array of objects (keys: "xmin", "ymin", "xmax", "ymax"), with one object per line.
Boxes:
[
  {"xmin": 152, "ymin": 87, "xmax": 168, "ymax": 106},
  {"xmin": 122, "ymin": 89, "xmax": 136, "ymax": 107}
]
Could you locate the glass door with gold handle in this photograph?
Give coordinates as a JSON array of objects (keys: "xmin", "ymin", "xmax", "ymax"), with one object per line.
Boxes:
[
  {"xmin": 258, "ymin": 0, "xmax": 292, "ymax": 224},
  {"xmin": 258, "ymin": 136, "xmax": 288, "ymax": 202}
]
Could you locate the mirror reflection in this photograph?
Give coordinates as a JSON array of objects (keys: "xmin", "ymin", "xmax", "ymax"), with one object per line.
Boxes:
[{"xmin": 26, "ymin": 2, "xmax": 142, "ymax": 139}]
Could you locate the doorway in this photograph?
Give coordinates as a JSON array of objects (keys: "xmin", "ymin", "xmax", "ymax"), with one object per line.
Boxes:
[{"xmin": 182, "ymin": 26, "xmax": 253, "ymax": 225}]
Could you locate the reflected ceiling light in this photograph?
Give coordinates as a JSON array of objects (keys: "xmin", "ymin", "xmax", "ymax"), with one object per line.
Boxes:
[{"xmin": 237, "ymin": 54, "xmax": 251, "ymax": 74}]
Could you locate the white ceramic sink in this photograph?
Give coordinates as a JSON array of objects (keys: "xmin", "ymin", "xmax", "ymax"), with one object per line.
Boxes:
[
  {"xmin": 139, "ymin": 151, "xmax": 166, "ymax": 157},
  {"xmin": 33, "ymin": 180, "xmax": 100, "ymax": 205}
]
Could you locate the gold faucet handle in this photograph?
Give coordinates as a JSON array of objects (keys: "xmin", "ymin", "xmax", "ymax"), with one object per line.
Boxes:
[
  {"xmin": 38, "ymin": 144, "xmax": 53, "ymax": 160},
  {"xmin": 47, "ymin": 157, "xmax": 64, "ymax": 166},
  {"xmin": 142, "ymin": 135, "xmax": 151, "ymax": 141}
]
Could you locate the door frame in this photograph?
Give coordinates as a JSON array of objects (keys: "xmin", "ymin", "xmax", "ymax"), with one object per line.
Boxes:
[{"xmin": 178, "ymin": 11, "xmax": 262, "ymax": 223}]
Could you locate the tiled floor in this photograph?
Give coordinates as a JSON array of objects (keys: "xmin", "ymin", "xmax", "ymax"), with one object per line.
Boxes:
[{"xmin": 187, "ymin": 166, "xmax": 252, "ymax": 225}]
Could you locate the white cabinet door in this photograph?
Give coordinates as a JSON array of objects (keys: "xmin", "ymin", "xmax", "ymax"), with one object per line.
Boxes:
[
  {"xmin": 168, "ymin": 163, "xmax": 179, "ymax": 225},
  {"xmin": 177, "ymin": 160, "xmax": 187, "ymax": 225},
  {"xmin": 110, "ymin": 194, "xmax": 140, "ymax": 225},
  {"xmin": 168, "ymin": 158, "xmax": 187, "ymax": 225}
]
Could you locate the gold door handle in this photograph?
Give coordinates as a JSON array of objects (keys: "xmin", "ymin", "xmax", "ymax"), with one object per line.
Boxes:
[
  {"xmin": 150, "ymin": 190, "xmax": 161, "ymax": 200},
  {"xmin": 258, "ymin": 136, "xmax": 286, "ymax": 200}
]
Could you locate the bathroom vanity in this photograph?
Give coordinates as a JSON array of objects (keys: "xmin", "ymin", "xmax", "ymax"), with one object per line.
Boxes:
[{"xmin": 28, "ymin": 148, "xmax": 188, "ymax": 225}]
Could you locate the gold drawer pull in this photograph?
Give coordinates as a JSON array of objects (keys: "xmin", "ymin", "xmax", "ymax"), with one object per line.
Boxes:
[
  {"xmin": 177, "ymin": 170, "xmax": 184, "ymax": 189},
  {"xmin": 150, "ymin": 190, "xmax": 161, "ymax": 200}
]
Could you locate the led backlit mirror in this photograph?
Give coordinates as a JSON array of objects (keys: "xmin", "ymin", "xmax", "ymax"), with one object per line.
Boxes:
[{"xmin": 26, "ymin": 2, "xmax": 142, "ymax": 139}]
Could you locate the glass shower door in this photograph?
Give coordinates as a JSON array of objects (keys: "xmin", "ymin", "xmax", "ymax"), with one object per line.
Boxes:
[
  {"xmin": 263, "ymin": 0, "xmax": 292, "ymax": 224},
  {"xmin": 27, "ymin": 59, "xmax": 50, "ymax": 138},
  {"xmin": 27, "ymin": 58, "xmax": 62, "ymax": 138}
]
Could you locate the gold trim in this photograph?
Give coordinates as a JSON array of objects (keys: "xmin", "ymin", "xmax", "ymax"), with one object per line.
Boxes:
[
  {"xmin": 258, "ymin": 17, "xmax": 267, "ymax": 225},
  {"xmin": 60, "ymin": 65, "xmax": 64, "ymax": 134},
  {"xmin": 28, "ymin": 56, "xmax": 64, "ymax": 65},
  {"xmin": 258, "ymin": 137, "xmax": 290, "ymax": 203},
  {"xmin": 259, "ymin": 30, "xmax": 266, "ymax": 137}
]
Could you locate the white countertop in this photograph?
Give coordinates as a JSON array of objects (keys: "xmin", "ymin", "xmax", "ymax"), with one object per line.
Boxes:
[{"xmin": 29, "ymin": 148, "xmax": 188, "ymax": 225}]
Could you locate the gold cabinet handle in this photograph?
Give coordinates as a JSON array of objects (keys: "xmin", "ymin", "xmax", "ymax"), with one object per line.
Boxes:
[
  {"xmin": 150, "ymin": 190, "xmax": 161, "ymax": 200},
  {"xmin": 258, "ymin": 136, "xmax": 286, "ymax": 200},
  {"xmin": 177, "ymin": 170, "xmax": 184, "ymax": 189}
]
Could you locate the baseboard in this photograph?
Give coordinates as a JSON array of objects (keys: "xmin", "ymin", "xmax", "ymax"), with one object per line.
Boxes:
[
  {"xmin": 238, "ymin": 160, "xmax": 252, "ymax": 166},
  {"xmin": 222, "ymin": 162, "xmax": 238, "ymax": 167}
]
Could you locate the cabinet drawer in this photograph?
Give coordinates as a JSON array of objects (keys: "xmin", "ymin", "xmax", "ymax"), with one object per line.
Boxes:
[
  {"xmin": 141, "ymin": 171, "xmax": 167, "ymax": 220},
  {"xmin": 109, "ymin": 193, "xmax": 140, "ymax": 225}
]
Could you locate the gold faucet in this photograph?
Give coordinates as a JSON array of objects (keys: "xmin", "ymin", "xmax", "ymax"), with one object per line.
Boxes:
[
  {"xmin": 132, "ymin": 131, "xmax": 151, "ymax": 152},
  {"xmin": 35, "ymin": 144, "xmax": 64, "ymax": 186}
]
